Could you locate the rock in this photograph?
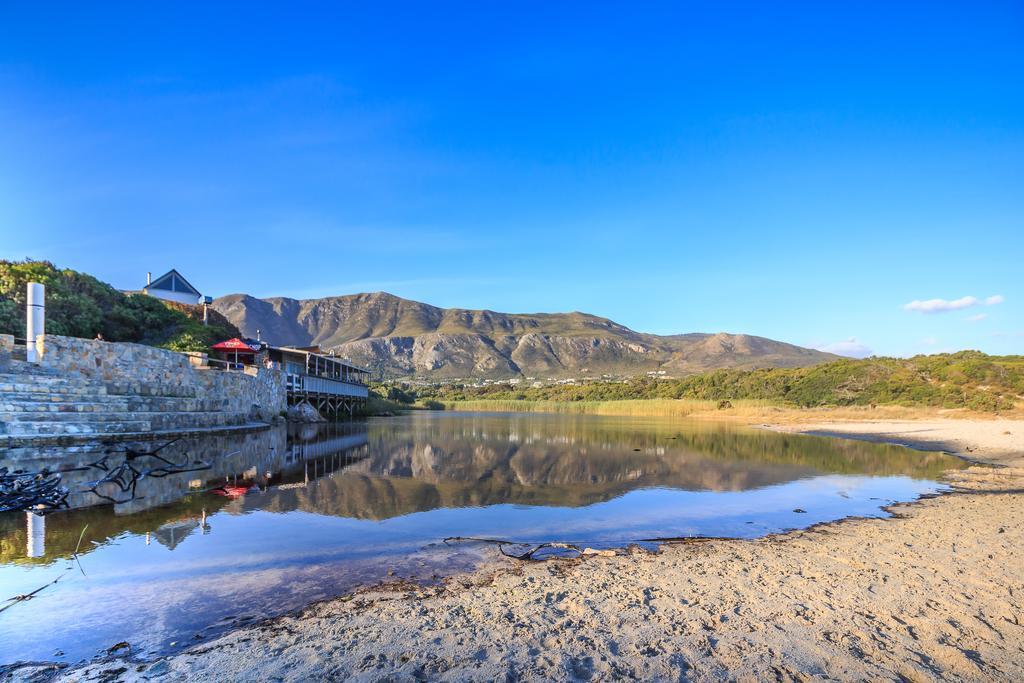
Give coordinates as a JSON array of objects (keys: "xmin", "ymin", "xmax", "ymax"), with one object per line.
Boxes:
[
  {"xmin": 4, "ymin": 662, "xmax": 67, "ymax": 682},
  {"xmin": 145, "ymin": 660, "xmax": 170, "ymax": 677},
  {"xmin": 287, "ymin": 401, "xmax": 325, "ymax": 423}
]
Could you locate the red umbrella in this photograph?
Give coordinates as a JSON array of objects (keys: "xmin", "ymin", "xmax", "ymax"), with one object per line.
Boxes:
[
  {"xmin": 212, "ymin": 485, "xmax": 254, "ymax": 498},
  {"xmin": 210, "ymin": 338, "xmax": 261, "ymax": 365}
]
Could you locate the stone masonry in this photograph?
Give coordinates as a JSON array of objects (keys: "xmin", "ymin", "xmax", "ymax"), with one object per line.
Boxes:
[
  {"xmin": 0, "ymin": 333, "xmax": 11, "ymax": 372},
  {"xmin": 0, "ymin": 334, "xmax": 286, "ymax": 443}
]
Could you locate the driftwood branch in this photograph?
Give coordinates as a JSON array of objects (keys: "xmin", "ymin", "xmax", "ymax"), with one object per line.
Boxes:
[
  {"xmin": 0, "ymin": 522, "xmax": 90, "ymax": 613},
  {"xmin": 2, "ymin": 439, "xmax": 211, "ymax": 512},
  {"xmin": 443, "ymin": 534, "xmax": 719, "ymax": 559},
  {"xmin": 69, "ymin": 441, "xmax": 212, "ymax": 505},
  {"xmin": 443, "ymin": 536, "xmax": 617, "ymax": 561},
  {"xmin": 72, "ymin": 523, "xmax": 89, "ymax": 577},
  {"xmin": 0, "ymin": 467, "xmax": 69, "ymax": 513},
  {"xmin": 0, "ymin": 573, "xmax": 65, "ymax": 614}
]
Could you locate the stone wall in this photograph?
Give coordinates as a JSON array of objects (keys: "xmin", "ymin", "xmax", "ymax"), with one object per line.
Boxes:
[
  {"xmin": 35, "ymin": 334, "xmax": 286, "ymax": 421},
  {"xmin": 1, "ymin": 425, "xmax": 290, "ymax": 512},
  {"xmin": 0, "ymin": 334, "xmax": 12, "ymax": 371}
]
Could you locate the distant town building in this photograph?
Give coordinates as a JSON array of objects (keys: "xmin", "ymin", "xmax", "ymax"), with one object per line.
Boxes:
[{"xmin": 141, "ymin": 269, "xmax": 211, "ymax": 306}]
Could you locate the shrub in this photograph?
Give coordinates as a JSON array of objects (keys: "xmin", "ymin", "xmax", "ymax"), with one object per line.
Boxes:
[
  {"xmin": 416, "ymin": 353, "xmax": 1024, "ymax": 413},
  {"xmin": 0, "ymin": 259, "xmax": 241, "ymax": 348}
]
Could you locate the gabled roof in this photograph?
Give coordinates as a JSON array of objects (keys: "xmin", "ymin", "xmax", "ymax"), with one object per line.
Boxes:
[{"xmin": 146, "ymin": 269, "xmax": 201, "ymax": 296}]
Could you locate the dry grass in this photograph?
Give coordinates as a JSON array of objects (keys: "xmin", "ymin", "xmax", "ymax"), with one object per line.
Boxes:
[
  {"xmin": 444, "ymin": 398, "xmax": 772, "ymax": 418},
  {"xmin": 441, "ymin": 399, "xmax": 1023, "ymax": 423}
]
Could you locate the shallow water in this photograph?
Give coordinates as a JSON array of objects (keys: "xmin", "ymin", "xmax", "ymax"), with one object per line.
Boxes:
[{"xmin": 0, "ymin": 412, "xmax": 967, "ymax": 664}]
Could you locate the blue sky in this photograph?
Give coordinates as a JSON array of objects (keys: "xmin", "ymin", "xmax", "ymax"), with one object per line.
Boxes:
[{"xmin": 1, "ymin": 2, "xmax": 1021, "ymax": 357}]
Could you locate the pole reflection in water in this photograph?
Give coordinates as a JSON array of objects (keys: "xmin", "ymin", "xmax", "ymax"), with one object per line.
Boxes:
[{"xmin": 26, "ymin": 512, "xmax": 45, "ymax": 558}]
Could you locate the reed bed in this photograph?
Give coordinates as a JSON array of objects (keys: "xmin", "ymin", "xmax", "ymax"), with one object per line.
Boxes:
[
  {"xmin": 439, "ymin": 399, "xmax": 1014, "ymax": 422},
  {"xmin": 441, "ymin": 398, "xmax": 776, "ymax": 418}
]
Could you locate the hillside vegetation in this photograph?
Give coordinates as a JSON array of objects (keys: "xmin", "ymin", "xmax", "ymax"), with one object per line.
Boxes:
[
  {"xmin": 0, "ymin": 260, "xmax": 240, "ymax": 352},
  {"xmin": 415, "ymin": 353, "xmax": 1024, "ymax": 412}
]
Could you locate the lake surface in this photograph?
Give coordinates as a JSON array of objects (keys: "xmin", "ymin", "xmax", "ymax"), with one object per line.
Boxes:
[{"xmin": 0, "ymin": 412, "xmax": 967, "ymax": 664}]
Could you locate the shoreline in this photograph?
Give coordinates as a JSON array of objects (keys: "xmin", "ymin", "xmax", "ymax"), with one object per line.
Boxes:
[
  {"xmin": 761, "ymin": 418, "xmax": 1024, "ymax": 468},
  {"xmin": 24, "ymin": 417, "xmax": 1024, "ymax": 681}
]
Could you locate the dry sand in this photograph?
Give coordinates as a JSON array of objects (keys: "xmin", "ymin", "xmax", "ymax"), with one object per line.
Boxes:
[
  {"xmin": 28, "ymin": 419, "xmax": 1024, "ymax": 682},
  {"xmin": 763, "ymin": 418, "xmax": 1023, "ymax": 464}
]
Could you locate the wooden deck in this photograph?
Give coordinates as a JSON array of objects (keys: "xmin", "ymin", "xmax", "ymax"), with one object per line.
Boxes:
[{"xmin": 286, "ymin": 372, "xmax": 368, "ymax": 417}]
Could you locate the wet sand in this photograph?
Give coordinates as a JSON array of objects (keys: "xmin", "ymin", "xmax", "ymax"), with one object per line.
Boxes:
[{"xmin": 31, "ymin": 419, "xmax": 1024, "ymax": 681}]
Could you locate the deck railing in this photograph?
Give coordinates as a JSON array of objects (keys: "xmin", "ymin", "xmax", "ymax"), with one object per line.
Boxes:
[
  {"xmin": 183, "ymin": 353, "xmax": 248, "ymax": 372},
  {"xmin": 182, "ymin": 351, "xmax": 368, "ymax": 391},
  {"xmin": 287, "ymin": 373, "xmax": 368, "ymax": 398}
]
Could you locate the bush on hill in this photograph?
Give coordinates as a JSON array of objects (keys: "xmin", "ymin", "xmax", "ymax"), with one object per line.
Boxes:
[{"xmin": 0, "ymin": 259, "xmax": 240, "ymax": 352}]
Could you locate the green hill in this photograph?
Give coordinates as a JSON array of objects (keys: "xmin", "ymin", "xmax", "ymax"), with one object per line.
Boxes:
[
  {"xmin": 419, "ymin": 353, "xmax": 1024, "ymax": 412},
  {"xmin": 0, "ymin": 259, "xmax": 240, "ymax": 352}
]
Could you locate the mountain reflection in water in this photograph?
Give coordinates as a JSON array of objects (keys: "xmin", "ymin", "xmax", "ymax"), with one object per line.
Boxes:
[
  {"xmin": 0, "ymin": 412, "xmax": 967, "ymax": 664},
  {"xmin": 246, "ymin": 414, "xmax": 959, "ymax": 520}
]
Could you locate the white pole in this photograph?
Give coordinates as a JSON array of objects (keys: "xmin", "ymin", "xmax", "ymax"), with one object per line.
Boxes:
[{"xmin": 26, "ymin": 282, "xmax": 45, "ymax": 363}]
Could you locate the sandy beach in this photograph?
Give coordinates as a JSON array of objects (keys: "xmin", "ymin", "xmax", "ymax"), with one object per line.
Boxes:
[
  {"xmin": 24, "ymin": 418, "xmax": 1024, "ymax": 681},
  {"xmin": 5, "ymin": 1, "xmax": 1020, "ymax": 679}
]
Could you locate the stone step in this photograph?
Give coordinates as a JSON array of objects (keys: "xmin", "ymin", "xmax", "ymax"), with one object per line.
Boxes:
[
  {"xmin": 0, "ymin": 377, "xmax": 201, "ymax": 399},
  {"xmin": 1, "ymin": 422, "xmax": 272, "ymax": 447},
  {"xmin": 0, "ymin": 376, "xmax": 110, "ymax": 396},
  {"xmin": 3, "ymin": 411, "xmax": 167, "ymax": 423},
  {"xmin": 0, "ymin": 411, "xmax": 254, "ymax": 436},
  {"xmin": 0, "ymin": 399, "xmax": 139, "ymax": 413},
  {"xmin": 0, "ymin": 393, "xmax": 120, "ymax": 406},
  {"xmin": 0, "ymin": 396, "xmax": 226, "ymax": 413},
  {"xmin": 6, "ymin": 359, "xmax": 60, "ymax": 375},
  {"xmin": 0, "ymin": 419, "xmax": 154, "ymax": 436},
  {"xmin": 0, "ymin": 367, "xmax": 90, "ymax": 380},
  {"xmin": 104, "ymin": 380, "xmax": 199, "ymax": 398},
  {"xmin": 1, "ymin": 410, "xmax": 251, "ymax": 425}
]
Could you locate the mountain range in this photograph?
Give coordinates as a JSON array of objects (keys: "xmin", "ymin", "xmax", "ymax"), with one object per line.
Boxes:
[{"xmin": 212, "ymin": 292, "xmax": 838, "ymax": 380}]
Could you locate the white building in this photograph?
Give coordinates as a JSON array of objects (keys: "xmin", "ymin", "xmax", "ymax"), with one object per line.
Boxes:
[{"xmin": 142, "ymin": 269, "xmax": 209, "ymax": 306}]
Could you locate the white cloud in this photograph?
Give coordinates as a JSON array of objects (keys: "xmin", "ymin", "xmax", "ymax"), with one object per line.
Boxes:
[
  {"xmin": 920, "ymin": 337, "xmax": 938, "ymax": 346},
  {"xmin": 815, "ymin": 338, "xmax": 873, "ymax": 358},
  {"xmin": 966, "ymin": 313, "xmax": 988, "ymax": 322},
  {"xmin": 903, "ymin": 294, "xmax": 1005, "ymax": 314},
  {"xmin": 904, "ymin": 296, "xmax": 978, "ymax": 313}
]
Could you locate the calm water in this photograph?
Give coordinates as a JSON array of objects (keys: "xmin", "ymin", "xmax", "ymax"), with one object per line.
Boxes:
[{"xmin": 0, "ymin": 412, "xmax": 966, "ymax": 664}]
